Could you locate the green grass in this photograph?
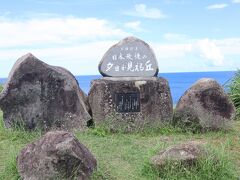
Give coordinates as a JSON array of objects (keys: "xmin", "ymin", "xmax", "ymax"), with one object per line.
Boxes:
[
  {"xmin": 0, "ymin": 111, "xmax": 41, "ymax": 179},
  {"xmin": 143, "ymin": 144, "xmax": 237, "ymax": 180},
  {"xmin": 0, "ymin": 111, "xmax": 239, "ymax": 179},
  {"xmin": 227, "ymin": 70, "xmax": 240, "ymax": 118}
]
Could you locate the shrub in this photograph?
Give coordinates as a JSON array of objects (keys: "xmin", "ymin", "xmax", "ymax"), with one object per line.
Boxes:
[
  {"xmin": 227, "ymin": 70, "xmax": 240, "ymax": 119},
  {"xmin": 0, "ymin": 85, "xmax": 3, "ymax": 93}
]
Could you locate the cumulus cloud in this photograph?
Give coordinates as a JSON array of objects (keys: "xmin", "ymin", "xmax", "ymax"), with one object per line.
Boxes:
[
  {"xmin": 124, "ymin": 4, "xmax": 166, "ymax": 19},
  {"xmin": 206, "ymin": 3, "xmax": 228, "ymax": 10},
  {"xmin": 0, "ymin": 14, "xmax": 239, "ymax": 77},
  {"xmin": 0, "ymin": 15, "xmax": 130, "ymax": 77},
  {"xmin": 124, "ymin": 21, "xmax": 143, "ymax": 31},
  {"xmin": 216, "ymin": 38, "xmax": 240, "ymax": 55},
  {"xmin": 0, "ymin": 17, "xmax": 128, "ymax": 48},
  {"xmin": 1, "ymin": 37, "xmax": 240, "ymax": 77},
  {"xmin": 196, "ymin": 39, "xmax": 224, "ymax": 66},
  {"xmin": 0, "ymin": 40, "xmax": 117, "ymax": 76},
  {"xmin": 153, "ymin": 38, "xmax": 227, "ymax": 66},
  {"xmin": 152, "ymin": 43, "xmax": 192, "ymax": 58}
]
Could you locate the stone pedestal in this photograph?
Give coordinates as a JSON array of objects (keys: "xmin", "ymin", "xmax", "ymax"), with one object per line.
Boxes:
[{"xmin": 88, "ymin": 77, "xmax": 173, "ymax": 132}]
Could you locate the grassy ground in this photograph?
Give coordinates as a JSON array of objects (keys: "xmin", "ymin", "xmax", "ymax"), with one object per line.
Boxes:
[{"xmin": 0, "ymin": 110, "xmax": 239, "ymax": 180}]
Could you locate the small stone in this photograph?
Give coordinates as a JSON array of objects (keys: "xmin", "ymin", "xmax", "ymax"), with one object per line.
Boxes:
[
  {"xmin": 173, "ymin": 78, "xmax": 235, "ymax": 131},
  {"xmin": 99, "ymin": 36, "xmax": 159, "ymax": 77},
  {"xmin": 150, "ymin": 142, "xmax": 208, "ymax": 169},
  {"xmin": 0, "ymin": 53, "xmax": 91, "ymax": 131},
  {"xmin": 17, "ymin": 131, "xmax": 97, "ymax": 180}
]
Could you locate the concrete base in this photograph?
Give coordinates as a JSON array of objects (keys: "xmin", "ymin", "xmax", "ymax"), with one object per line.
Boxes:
[{"xmin": 88, "ymin": 77, "xmax": 173, "ymax": 132}]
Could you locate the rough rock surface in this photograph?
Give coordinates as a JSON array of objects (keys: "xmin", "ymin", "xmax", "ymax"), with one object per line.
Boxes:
[
  {"xmin": 98, "ymin": 36, "xmax": 159, "ymax": 77},
  {"xmin": 151, "ymin": 142, "xmax": 208, "ymax": 168},
  {"xmin": 0, "ymin": 53, "xmax": 91, "ymax": 131},
  {"xmin": 17, "ymin": 131, "xmax": 97, "ymax": 180},
  {"xmin": 174, "ymin": 78, "xmax": 235, "ymax": 131},
  {"xmin": 88, "ymin": 77, "xmax": 173, "ymax": 132}
]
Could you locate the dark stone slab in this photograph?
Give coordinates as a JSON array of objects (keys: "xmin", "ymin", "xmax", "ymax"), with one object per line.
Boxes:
[
  {"xmin": 88, "ymin": 77, "xmax": 173, "ymax": 132},
  {"xmin": 0, "ymin": 53, "xmax": 91, "ymax": 131},
  {"xmin": 99, "ymin": 37, "xmax": 159, "ymax": 77}
]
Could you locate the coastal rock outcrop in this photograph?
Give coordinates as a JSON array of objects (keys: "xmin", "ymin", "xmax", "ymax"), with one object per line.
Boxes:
[{"xmin": 0, "ymin": 53, "xmax": 91, "ymax": 131}]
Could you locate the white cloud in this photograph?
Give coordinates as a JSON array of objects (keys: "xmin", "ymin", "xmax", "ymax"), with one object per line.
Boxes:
[
  {"xmin": 0, "ymin": 15, "xmax": 239, "ymax": 77},
  {"xmin": 232, "ymin": 0, "xmax": 240, "ymax": 3},
  {"xmin": 0, "ymin": 15, "xmax": 130, "ymax": 77},
  {"xmin": 0, "ymin": 41, "xmax": 117, "ymax": 77},
  {"xmin": 124, "ymin": 4, "xmax": 166, "ymax": 19},
  {"xmin": 152, "ymin": 43, "xmax": 192, "ymax": 58},
  {"xmin": 216, "ymin": 38, "xmax": 240, "ymax": 54},
  {"xmin": 152, "ymin": 40, "xmax": 228, "ymax": 72},
  {"xmin": 124, "ymin": 21, "xmax": 143, "ymax": 31},
  {"xmin": 153, "ymin": 38, "xmax": 238, "ymax": 67},
  {"xmin": 1, "ymin": 37, "xmax": 240, "ymax": 77},
  {"xmin": 196, "ymin": 39, "xmax": 224, "ymax": 66},
  {"xmin": 206, "ymin": 3, "xmax": 228, "ymax": 10},
  {"xmin": 0, "ymin": 17, "xmax": 128, "ymax": 48}
]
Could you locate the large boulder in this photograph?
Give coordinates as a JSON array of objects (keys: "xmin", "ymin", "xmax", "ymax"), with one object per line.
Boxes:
[
  {"xmin": 0, "ymin": 53, "xmax": 91, "ymax": 131},
  {"xmin": 174, "ymin": 78, "xmax": 235, "ymax": 131},
  {"xmin": 88, "ymin": 77, "xmax": 173, "ymax": 132},
  {"xmin": 150, "ymin": 142, "xmax": 208, "ymax": 169},
  {"xmin": 17, "ymin": 131, "xmax": 97, "ymax": 180}
]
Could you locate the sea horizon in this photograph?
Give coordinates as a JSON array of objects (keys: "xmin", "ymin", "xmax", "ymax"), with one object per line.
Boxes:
[
  {"xmin": 0, "ymin": 70, "xmax": 236, "ymax": 104},
  {"xmin": 73, "ymin": 70, "xmax": 237, "ymax": 77},
  {"xmin": 0, "ymin": 70, "xmax": 237, "ymax": 79}
]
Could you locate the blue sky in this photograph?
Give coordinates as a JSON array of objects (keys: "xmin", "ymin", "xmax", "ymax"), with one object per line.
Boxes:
[{"xmin": 0, "ymin": 0, "xmax": 240, "ymax": 77}]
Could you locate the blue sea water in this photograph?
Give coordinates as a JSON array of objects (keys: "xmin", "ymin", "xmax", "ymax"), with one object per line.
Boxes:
[
  {"xmin": 75, "ymin": 71, "xmax": 236, "ymax": 104},
  {"xmin": 0, "ymin": 71, "xmax": 236, "ymax": 104}
]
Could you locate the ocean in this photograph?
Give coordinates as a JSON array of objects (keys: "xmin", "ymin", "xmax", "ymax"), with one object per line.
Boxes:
[{"xmin": 0, "ymin": 71, "xmax": 236, "ymax": 104}]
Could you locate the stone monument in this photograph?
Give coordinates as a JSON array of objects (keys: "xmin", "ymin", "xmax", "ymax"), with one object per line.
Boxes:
[
  {"xmin": 88, "ymin": 37, "xmax": 173, "ymax": 132},
  {"xmin": 98, "ymin": 37, "xmax": 159, "ymax": 77}
]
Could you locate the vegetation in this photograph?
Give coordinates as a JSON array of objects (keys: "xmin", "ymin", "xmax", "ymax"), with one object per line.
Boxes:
[
  {"xmin": 143, "ymin": 147, "xmax": 236, "ymax": 180},
  {"xmin": 0, "ymin": 111, "xmax": 239, "ymax": 179},
  {"xmin": 0, "ymin": 85, "xmax": 3, "ymax": 93},
  {"xmin": 228, "ymin": 70, "xmax": 240, "ymax": 119},
  {"xmin": 0, "ymin": 111, "xmax": 41, "ymax": 179}
]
